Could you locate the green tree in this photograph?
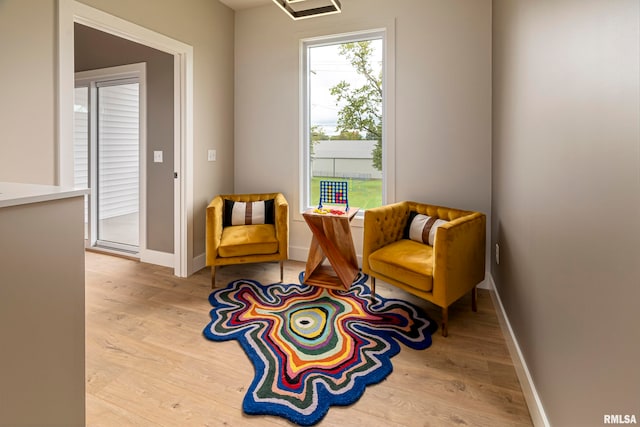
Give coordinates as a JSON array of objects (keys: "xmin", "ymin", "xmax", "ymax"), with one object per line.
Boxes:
[
  {"xmin": 309, "ymin": 125, "xmax": 328, "ymax": 158},
  {"xmin": 330, "ymin": 41, "xmax": 382, "ymax": 171},
  {"xmin": 330, "ymin": 130, "xmax": 363, "ymax": 140},
  {"xmin": 310, "ymin": 125, "xmax": 329, "ymax": 142}
]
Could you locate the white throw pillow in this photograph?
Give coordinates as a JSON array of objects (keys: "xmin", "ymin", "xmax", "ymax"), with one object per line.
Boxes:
[{"xmin": 407, "ymin": 213, "xmax": 448, "ymax": 246}]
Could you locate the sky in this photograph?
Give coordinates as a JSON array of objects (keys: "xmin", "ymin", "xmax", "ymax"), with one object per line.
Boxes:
[{"xmin": 308, "ymin": 39, "xmax": 383, "ymax": 136}]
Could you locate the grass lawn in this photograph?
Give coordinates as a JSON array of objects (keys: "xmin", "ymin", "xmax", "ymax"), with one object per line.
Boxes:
[{"xmin": 311, "ymin": 177, "xmax": 382, "ymax": 210}]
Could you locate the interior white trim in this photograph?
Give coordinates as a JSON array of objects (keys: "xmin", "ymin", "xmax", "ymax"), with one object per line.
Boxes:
[
  {"xmin": 192, "ymin": 253, "xmax": 206, "ymax": 274},
  {"xmin": 487, "ymin": 274, "xmax": 551, "ymax": 427},
  {"xmin": 141, "ymin": 249, "xmax": 175, "ymax": 269},
  {"xmin": 57, "ymin": 0, "xmax": 194, "ymax": 277},
  {"xmin": 382, "ymin": 21, "xmax": 396, "ymax": 206}
]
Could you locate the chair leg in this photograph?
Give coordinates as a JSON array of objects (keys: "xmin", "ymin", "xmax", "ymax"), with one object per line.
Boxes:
[
  {"xmin": 441, "ymin": 307, "xmax": 449, "ymax": 337},
  {"xmin": 211, "ymin": 266, "xmax": 216, "ymax": 289},
  {"xmin": 279, "ymin": 260, "xmax": 284, "ymax": 283},
  {"xmin": 472, "ymin": 286, "xmax": 478, "ymax": 312},
  {"xmin": 370, "ymin": 277, "xmax": 376, "ymax": 301}
]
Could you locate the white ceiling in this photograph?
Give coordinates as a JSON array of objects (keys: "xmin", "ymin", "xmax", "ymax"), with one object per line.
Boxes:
[{"xmin": 218, "ymin": 0, "xmax": 271, "ymax": 11}]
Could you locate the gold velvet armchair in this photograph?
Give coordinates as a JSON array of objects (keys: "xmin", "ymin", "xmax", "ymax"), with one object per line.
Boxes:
[
  {"xmin": 362, "ymin": 201, "xmax": 486, "ymax": 336},
  {"xmin": 206, "ymin": 193, "xmax": 289, "ymax": 288}
]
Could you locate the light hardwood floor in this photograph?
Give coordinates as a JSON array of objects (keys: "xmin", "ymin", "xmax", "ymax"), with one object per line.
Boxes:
[{"xmin": 85, "ymin": 252, "xmax": 533, "ymax": 426}]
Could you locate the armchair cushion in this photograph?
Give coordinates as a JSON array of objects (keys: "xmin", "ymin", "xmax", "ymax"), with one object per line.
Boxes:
[
  {"xmin": 218, "ymin": 224, "xmax": 279, "ymax": 258},
  {"xmin": 368, "ymin": 240, "xmax": 434, "ymax": 292}
]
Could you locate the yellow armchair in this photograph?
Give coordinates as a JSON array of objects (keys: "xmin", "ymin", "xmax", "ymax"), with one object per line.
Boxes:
[
  {"xmin": 206, "ymin": 193, "xmax": 289, "ymax": 288},
  {"xmin": 363, "ymin": 201, "xmax": 485, "ymax": 336}
]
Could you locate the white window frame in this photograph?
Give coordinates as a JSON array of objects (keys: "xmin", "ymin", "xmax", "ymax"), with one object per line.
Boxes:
[{"xmin": 299, "ymin": 28, "xmax": 395, "ymax": 218}]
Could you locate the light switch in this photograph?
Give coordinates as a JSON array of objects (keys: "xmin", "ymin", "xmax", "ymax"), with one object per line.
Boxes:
[
  {"xmin": 154, "ymin": 151, "xmax": 163, "ymax": 163},
  {"xmin": 208, "ymin": 149, "xmax": 217, "ymax": 162}
]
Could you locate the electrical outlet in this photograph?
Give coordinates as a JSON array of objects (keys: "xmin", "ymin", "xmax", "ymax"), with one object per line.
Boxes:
[
  {"xmin": 495, "ymin": 243, "xmax": 500, "ymax": 265},
  {"xmin": 207, "ymin": 149, "xmax": 216, "ymax": 162}
]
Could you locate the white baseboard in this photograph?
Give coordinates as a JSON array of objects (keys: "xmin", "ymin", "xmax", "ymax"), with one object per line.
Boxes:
[
  {"xmin": 192, "ymin": 252, "xmax": 206, "ymax": 273},
  {"xmin": 289, "ymin": 245, "xmax": 309, "ymax": 263},
  {"xmin": 487, "ymin": 274, "xmax": 550, "ymax": 427},
  {"xmin": 477, "ymin": 277, "xmax": 490, "ymax": 290},
  {"xmin": 140, "ymin": 249, "xmax": 174, "ymax": 268},
  {"xmin": 139, "ymin": 250, "xmax": 206, "ymax": 277}
]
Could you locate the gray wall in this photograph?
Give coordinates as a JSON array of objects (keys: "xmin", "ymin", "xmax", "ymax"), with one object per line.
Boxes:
[
  {"xmin": 0, "ymin": 0, "xmax": 57, "ymax": 184},
  {"xmin": 75, "ymin": 23, "xmax": 175, "ymax": 254},
  {"xmin": 0, "ymin": 0, "xmax": 235, "ymax": 268},
  {"xmin": 492, "ymin": 1, "xmax": 640, "ymax": 425},
  {"xmin": 234, "ymin": 0, "xmax": 492, "ymax": 261}
]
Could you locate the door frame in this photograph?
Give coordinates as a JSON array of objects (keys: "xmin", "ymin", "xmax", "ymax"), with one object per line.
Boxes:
[{"xmin": 57, "ymin": 0, "xmax": 193, "ymax": 277}]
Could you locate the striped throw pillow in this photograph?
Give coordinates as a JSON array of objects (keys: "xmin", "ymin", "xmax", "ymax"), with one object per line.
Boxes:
[
  {"xmin": 224, "ymin": 199, "xmax": 275, "ymax": 226},
  {"xmin": 403, "ymin": 212, "xmax": 448, "ymax": 246}
]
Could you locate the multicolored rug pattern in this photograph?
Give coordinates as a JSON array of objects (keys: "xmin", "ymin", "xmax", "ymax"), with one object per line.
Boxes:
[{"xmin": 203, "ymin": 272, "xmax": 437, "ymax": 425}]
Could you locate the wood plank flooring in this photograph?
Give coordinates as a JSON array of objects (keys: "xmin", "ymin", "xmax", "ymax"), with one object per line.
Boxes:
[{"xmin": 85, "ymin": 252, "xmax": 533, "ymax": 426}]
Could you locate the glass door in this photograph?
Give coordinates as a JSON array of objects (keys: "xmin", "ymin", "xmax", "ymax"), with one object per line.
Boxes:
[
  {"xmin": 74, "ymin": 65, "xmax": 143, "ymax": 257},
  {"xmin": 96, "ymin": 81, "xmax": 140, "ymax": 252}
]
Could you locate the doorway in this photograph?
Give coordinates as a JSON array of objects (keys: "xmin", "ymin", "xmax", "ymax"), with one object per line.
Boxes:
[
  {"xmin": 58, "ymin": 0, "xmax": 194, "ymax": 276},
  {"xmin": 74, "ymin": 64, "xmax": 146, "ymax": 255}
]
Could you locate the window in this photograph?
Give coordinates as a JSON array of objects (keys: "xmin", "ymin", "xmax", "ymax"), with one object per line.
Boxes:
[{"xmin": 302, "ymin": 31, "xmax": 387, "ymax": 213}]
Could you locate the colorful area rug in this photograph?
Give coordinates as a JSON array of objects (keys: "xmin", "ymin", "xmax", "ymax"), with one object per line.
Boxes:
[{"xmin": 203, "ymin": 272, "xmax": 437, "ymax": 426}]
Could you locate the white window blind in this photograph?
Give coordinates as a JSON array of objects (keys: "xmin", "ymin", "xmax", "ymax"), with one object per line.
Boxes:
[{"xmin": 97, "ymin": 82, "xmax": 140, "ymax": 220}]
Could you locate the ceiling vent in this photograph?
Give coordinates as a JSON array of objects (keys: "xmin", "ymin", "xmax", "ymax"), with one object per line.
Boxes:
[{"xmin": 272, "ymin": 0, "xmax": 342, "ymax": 20}]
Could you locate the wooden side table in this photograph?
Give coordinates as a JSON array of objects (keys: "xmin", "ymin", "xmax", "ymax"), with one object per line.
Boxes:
[{"xmin": 302, "ymin": 207, "xmax": 359, "ymax": 290}]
